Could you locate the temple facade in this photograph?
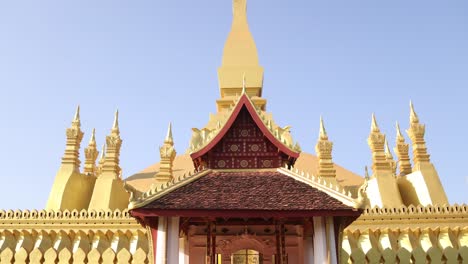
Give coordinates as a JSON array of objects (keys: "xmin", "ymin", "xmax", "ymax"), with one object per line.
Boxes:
[{"xmin": 0, "ymin": 0, "xmax": 467, "ymax": 263}]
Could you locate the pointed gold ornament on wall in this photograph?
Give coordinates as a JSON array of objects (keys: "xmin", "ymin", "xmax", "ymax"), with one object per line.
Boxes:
[
  {"xmin": 84, "ymin": 128, "xmax": 99, "ymax": 175},
  {"xmin": 315, "ymin": 116, "xmax": 336, "ymax": 180},
  {"xmin": 155, "ymin": 123, "xmax": 177, "ymax": 183},
  {"xmin": 394, "ymin": 121, "xmax": 412, "ymax": 176},
  {"xmin": 406, "ymin": 101, "xmax": 430, "ymax": 164}
]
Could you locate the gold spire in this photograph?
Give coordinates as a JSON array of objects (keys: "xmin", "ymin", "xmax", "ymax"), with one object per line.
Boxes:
[
  {"xmin": 61, "ymin": 106, "xmax": 84, "ymax": 169},
  {"xmin": 385, "ymin": 138, "xmax": 397, "ymax": 174},
  {"xmin": 156, "ymin": 123, "xmax": 177, "ymax": 183},
  {"xmin": 84, "ymin": 128, "xmax": 99, "ymax": 175},
  {"xmin": 410, "ymin": 100, "xmax": 419, "ymax": 124},
  {"xmin": 406, "ymin": 101, "xmax": 430, "ymax": 164},
  {"xmin": 367, "ymin": 114, "xmax": 391, "ymax": 172},
  {"xmin": 217, "ymin": 0, "xmax": 265, "ymax": 111},
  {"xmin": 371, "ymin": 113, "xmax": 380, "ymax": 133},
  {"xmin": 394, "ymin": 121, "xmax": 412, "ymax": 176},
  {"xmin": 112, "ymin": 109, "xmax": 119, "ymax": 134},
  {"xmin": 101, "ymin": 111, "xmax": 123, "ymax": 179},
  {"xmin": 319, "ymin": 116, "xmax": 328, "ymax": 140},
  {"xmin": 364, "ymin": 166, "xmax": 370, "ymax": 180},
  {"xmin": 315, "ymin": 116, "xmax": 336, "ymax": 179},
  {"xmin": 165, "ymin": 122, "xmax": 174, "ymax": 144},
  {"xmin": 241, "ymin": 73, "xmax": 247, "ymax": 95}
]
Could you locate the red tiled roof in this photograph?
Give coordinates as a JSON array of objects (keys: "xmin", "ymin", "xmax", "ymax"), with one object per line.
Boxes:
[{"xmin": 139, "ymin": 171, "xmax": 354, "ymax": 212}]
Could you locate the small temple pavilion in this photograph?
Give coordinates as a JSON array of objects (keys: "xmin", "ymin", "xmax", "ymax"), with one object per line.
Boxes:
[{"xmin": 127, "ymin": 0, "xmax": 362, "ymax": 262}]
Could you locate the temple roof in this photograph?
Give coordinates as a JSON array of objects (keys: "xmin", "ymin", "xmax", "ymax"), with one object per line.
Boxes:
[
  {"xmin": 126, "ymin": 152, "xmax": 364, "ymax": 192},
  {"xmin": 130, "ymin": 171, "xmax": 360, "ymax": 217}
]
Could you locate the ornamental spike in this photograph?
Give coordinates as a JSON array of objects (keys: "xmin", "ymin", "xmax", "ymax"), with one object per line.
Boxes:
[
  {"xmin": 73, "ymin": 105, "xmax": 80, "ymax": 124},
  {"xmin": 112, "ymin": 109, "xmax": 119, "ymax": 133},
  {"xmin": 319, "ymin": 116, "xmax": 328, "ymax": 140},
  {"xmin": 371, "ymin": 113, "xmax": 380, "ymax": 133},
  {"xmin": 410, "ymin": 100, "xmax": 419, "ymax": 124},
  {"xmin": 385, "ymin": 138, "xmax": 393, "ymax": 160},
  {"xmin": 165, "ymin": 122, "xmax": 174, "ymax": 144},
  {"xmin": 89, "ymin": 128, "xmax": 96, "ymax": 145},
  {"xmin": 396, "ymin": 121, "xmax": 404, "ymax": 141},
  {"xmin": 242, "ymin": 73, "xmax": 247, "ymax": 95}
]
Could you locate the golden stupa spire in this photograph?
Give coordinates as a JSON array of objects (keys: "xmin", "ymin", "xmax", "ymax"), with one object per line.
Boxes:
[
  {"xmin": 156, "ymin": 123, "xmax": 177, "ymax": 183},
  {"xmin": 61, "ymin": 106, "xmax": 84, "ymax": 169},
  {"xmin": 367, "ymin": 114, "xmax": 391, "ymax": 172},
  {"xmin": 394, "ymin": 121, "xmax": 412, "ymax": 176},
  {"xmin": 385, "ymin": 138, "xmax": 396, "ymax": 174},
  {"xmin": 315, "ymin": 116, "xmax": 336, "ymax": 180},
  {"xmin": 100, "ymin": 110, "xmax": 122, "ymax": 179},
  {"xmin": 217, "ymin": 0, "xmax": 265, "ymax": 111},
  {"xmin": 319, "ymin": 116, "xmax": 328, "ymax": 140},
  {"xmin": 97, "ymin": 143, "xmax": 106, "ymax": 175},
  {"xmin": 84, "ymin": 128, "xmax": 99, "ymax": 175},
  {"xmin": 406, "ymin": 101, "xmax": 430, "ymax": 164}
]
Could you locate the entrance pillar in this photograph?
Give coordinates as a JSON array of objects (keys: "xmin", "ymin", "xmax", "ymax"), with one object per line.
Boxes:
[
  {"xmin": 167, "ymin": 217, "xmax": 180, "ymax": 263},
  {"xmin": 313, "ymin": 217, "xmax": 327, "ymax": 264},
  {"xmin": 326, "ymin": 217, "xmax": 337, "ymax": 264},
  {"xmin": 155, "ymin": 216, "xmax": 168, "ymax": 264}
]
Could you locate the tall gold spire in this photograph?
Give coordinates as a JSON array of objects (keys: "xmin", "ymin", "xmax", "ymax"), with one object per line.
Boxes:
[
  {"xmin": 61, "ymin": 106, "xmax": 84, "ymax": 169},
  {"xmin": 101, "ymin": 110, "xmax": 122, "ymax": 179},
  {"xmin": 406, "ymin": 101, "xmax": 430, "ymax": 164},
  {"xmin": 84, "ymin": 128, "xmax": 99, "ymax": 175},
  {"xmin": 217, "ymin": 0, "xmax": 265, "ymax": 111},
  {"xmin": 367, "ymin": 114, "xmax": 391, "ymax": 172},
  {"xmin": 385, "ymin": 138, "xmax": 396, "ymax": 174},
  {"xmin": 156, "ymin": 123, "xmax": 177, "ymax": 183},
  {"xmin": 394, "ymin": 121, "xmax": 412, "ymax": 176},
  {"xmin": 315, "ymin": 117, "xmax": 336, "ymax": 180}
]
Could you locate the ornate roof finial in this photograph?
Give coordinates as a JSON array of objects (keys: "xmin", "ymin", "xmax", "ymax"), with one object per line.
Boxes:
[
  {"xmin": 394, "ymin": 121, "xmax": 412, "ymax": 176},
  {"xmin": 72, "ymin": 105, "xmax": 80, "ymax": 126},
  {"xmin": 410, "ymin": 100, "xmax": 419, "ymax": 124},
  {"xmin": 84, "ymin": 128, "xmax": 99, "ymax": 175},
  {"xmin": 241, "ymin": 73, "xmax": 247, "ymax": 95},
  {"xmin": 384, "ymin": 138, "xmax": 393, "ymax": 160},
  {"xmin": 365, "ymin": 166, "xmax": 370, "ymax": 180},
  {"xmin": 319, "ymin": 116, "xmax": 328, "ymax": 140},
  {"xmin": 371, "ymin": 113, "xmax": 380, "ymax": 132},
  {"xmin": 407, "ymin": 101, "xmax": 430, "ymax": 164},
  {"xmin": 112, "ymin": 109, "xmax": 119, "ymax": 134},
  {"xmin": 165, "ymin": 122, "xmax": 174, "ymax": 144},
  {"xmin": 367, "ymin": 114, "xmax": 391, "ymax": 172},
  {"xmin": 100, "ymin": 111, "xmax": 123, "ymax": 179},
  {"xmin": 396, "ymin": 121, "xmax": 404, "ymax": 141},
  {"xmin": 315, "ymin": 116, "xmax": 336, "ymax": 180},
  {"xmin": 61, "ymin": 106, "xmax": 84, "ymax": 169},
  {"xmin": 99, "ymin": 143, "xmax": 106, "ymax": 163}
]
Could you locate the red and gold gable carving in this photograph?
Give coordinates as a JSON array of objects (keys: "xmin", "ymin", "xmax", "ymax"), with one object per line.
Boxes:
[{"xmin": 200, "ymin": 107, "xmax": 290, "ymax": 170}]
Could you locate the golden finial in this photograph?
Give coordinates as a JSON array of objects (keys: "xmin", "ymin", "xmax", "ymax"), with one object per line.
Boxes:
[
  {"xmin": 396, "ymin": 121, "xmax": 404, "ymax": 141},
  {"xmin": 371, "ymin": 113, "xmax": 380, "ymax": 132},
  {"xmin": 112, "ymin": 109, "xmax": 119, "ymax": 133},
  {"xmin": 365, "ymin": 166, "xmax": 370, "ymax": 180},
  {"xmin": 242, "ymin": 73, "xmax": 247, "ymax": 95},
  {"xmin": 165, "ymin": 122, "xmax": 174, "ymax": 144},
  {"xmin": 99, "ymin": 143, "xmax": 106, "ymax": 162},
  {"xmin": 72, "ymin": 105, "xmax": 81, "ymax": 127},
  {"xmin": 384, "ymin": 138, "xmax": 393, "ymax": 160},
  {"xmin": 410, "ymin": 100, "xmax": 419, "ymax": 123},
  {"xmin": 319, "ymin": 116, "xmax": 328, "ymax": 140},
  {"xmin": 89, "ymin": 128, "xmax": 96, "ymax": 145}
]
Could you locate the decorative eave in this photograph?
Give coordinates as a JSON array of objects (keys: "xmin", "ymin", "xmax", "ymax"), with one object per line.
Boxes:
[
  {"xmin": 190, "ymin": 94, "xmax": 301, "ymax": 160},
  {"xmin": 127, "ymin": 169, "xmax": 213, "ymax": 209},
  {"xmin": 277, "ymin": 166, "xmax": 358, "ymax": 208}
]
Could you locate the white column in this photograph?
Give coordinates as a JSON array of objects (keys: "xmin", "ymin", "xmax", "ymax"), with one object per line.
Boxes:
[
  {"xmin": 156, "ymin": 216, "xmax": 168, "ymax": 264},
  {"xmin": 326, "ymin": 217, "xmax": 337, "ymax": 264},
  {"xmin": 167, "ymin": 217, "xmax": 180, "ymax": 264},
  {"xmin": 304, "ymin": 235, "xmax": 314, "ymax": 264},
  {"xmin": 313, "ymin": 216, "xmax": 327, "ymax": 264},
  {"xmin": 179, "ymin": 235, "xmax": 189, "ymax": 264}
]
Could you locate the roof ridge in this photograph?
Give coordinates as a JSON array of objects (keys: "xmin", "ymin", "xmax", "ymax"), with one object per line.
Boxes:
[{"xmin": 277, "ymin": 166, "xmax": 358, "ymax": 208}]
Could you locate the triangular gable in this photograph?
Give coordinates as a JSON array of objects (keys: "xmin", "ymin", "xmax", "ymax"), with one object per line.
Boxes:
[{"xmin": 190, "ymin": 94, "xmax": 300, "ymax": 170}]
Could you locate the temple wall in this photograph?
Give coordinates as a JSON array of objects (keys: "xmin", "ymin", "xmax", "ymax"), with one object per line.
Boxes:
[
  {"xmin": 0, "ymin": 209, "xmax": 150, "ymax": 264},
  {"xmin": 342, "ymin": 204, "xmax": 468, "ymax": 263}
]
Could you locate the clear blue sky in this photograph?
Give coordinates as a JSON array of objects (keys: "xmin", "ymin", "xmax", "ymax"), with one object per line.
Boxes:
[{"xmin": 0, "ymin": 0, "xmax": 467, "ymax": 209}]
